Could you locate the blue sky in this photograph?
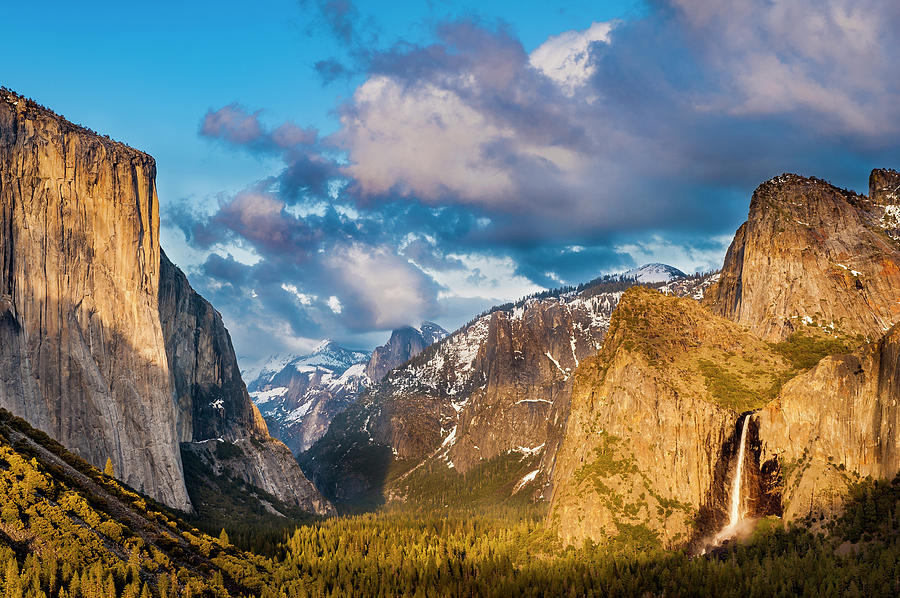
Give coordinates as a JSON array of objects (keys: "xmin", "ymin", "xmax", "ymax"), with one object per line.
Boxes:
[{"xmin": 4, "ymin": 0, "xmax": 899, "ymax": 365}]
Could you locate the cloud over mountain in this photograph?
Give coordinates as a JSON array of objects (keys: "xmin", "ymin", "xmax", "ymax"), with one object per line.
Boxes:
[{"xmin": 169, "ymin": 0, "xmax": 900, "ymax": 364}]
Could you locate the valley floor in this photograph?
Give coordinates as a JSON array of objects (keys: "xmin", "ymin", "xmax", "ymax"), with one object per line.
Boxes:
[{"xmin": 1, "ymin": 409, "xmax": 898, "ymax": 597}]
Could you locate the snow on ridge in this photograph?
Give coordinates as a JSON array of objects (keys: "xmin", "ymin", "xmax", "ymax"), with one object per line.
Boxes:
[
  {"xmin": 284, "ymin": 400, "xmax": 315, "ymax": 423},
  {"xmin": 249, "ymin": 386, "xmax": 289, "ymax": 405}
]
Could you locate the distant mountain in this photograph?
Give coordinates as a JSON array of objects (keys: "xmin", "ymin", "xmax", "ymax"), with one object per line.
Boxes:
[
  {"xmin": 248, "ymin": 341, "xmax": 371, "ymax": 454},
  {"xmin": 248, "ymin": 323, "xmax": 448, "ymax": 454},
  {"xmin": 617, "ymin": 263, "xmax": 687, "ymax": 283},
  {"xmin": 365, "ymin": 322, "xmax": 448, "ymax": 381}
]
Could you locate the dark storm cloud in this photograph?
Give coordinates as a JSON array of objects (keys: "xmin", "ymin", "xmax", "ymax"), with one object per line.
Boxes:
[
  {"xmin": 301, "ymin": 0, "xmax": 365, "ymax": 45},
  {"xmin": 314, "ymin": 58, "xmax": 351, "ymax": 83},
  {"xmin": 200, "ymin": 105, "xmax": 338, "ymax": 199}
]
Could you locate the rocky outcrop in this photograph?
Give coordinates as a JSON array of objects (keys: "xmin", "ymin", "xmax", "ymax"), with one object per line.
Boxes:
[
  {"xmin": 182, "ymin": 436, "xmax": 335, "ymax": 516},
  {"xmin": 704, "ymin": 173, "xmax": 900, "ymax": 341},
  {"xmin": 549, "ymin": 287, "xmax": 793, "ymax": 548},
  {"xmin": 0, "ymin": 89, "xmax": 331, "ymax": 515},
  {"xmin": 869, "ymin": 168, "xmax": 900, "ymax": 207},
  {"xmin": 755, "ymin": 323, "xmax": 900, "ymax": 521},
  {"xmin": 365, "ymin": 323, "xmax": 448, "ymax": 381},
  {"xmin": 0, "ymin": 89, "xmax": 190, "ymax": 510}
]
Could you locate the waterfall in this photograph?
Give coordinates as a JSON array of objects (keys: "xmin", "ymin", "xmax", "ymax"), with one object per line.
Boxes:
[{"xmin": 714, "ymin": 414, "xmax": 750, "ymax": 544}]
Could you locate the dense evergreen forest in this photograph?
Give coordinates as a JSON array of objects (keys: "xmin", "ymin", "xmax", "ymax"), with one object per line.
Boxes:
[{"xmin": 0, "ymin": 408, "xmax": 897, "ymax": 597}]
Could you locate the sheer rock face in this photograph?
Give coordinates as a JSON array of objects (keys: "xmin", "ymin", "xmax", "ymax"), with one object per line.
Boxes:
[
  {"xmin": 0, "ymin": 91, "xmax": 190, "ymax": 510},
  {"xmin": 869, "ymin": 168, "xmax": 900, "ymax": 207},
  {"xmin": 704, "ymin": 173, "xmax": 900, "ymax": 341},
  {"xmin": 549, "ymin": 288, "xmax": 792, "ymax": 548},
  {"xmin": 159, "ymin": 250, "xmax": 268, "ymax": 444},
  {"xmin": 755, "ymin": 324, "xmax": 900, "ymax": 521},
  {"xmin": 0, "ymin": 90, "xmax": 332, "ymax": 515}
]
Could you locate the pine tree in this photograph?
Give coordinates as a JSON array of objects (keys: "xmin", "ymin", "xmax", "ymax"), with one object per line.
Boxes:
[
  {"xmin": 4, "ymin": 559, "xmax": 23, "ymax": 598},
  {"xmin": 219, "ymin": 528, "xmax": 230, "ymax": 546},
  {"xmin": 104, "ymin": 458, "xmax": 115, "ymax": 477}
]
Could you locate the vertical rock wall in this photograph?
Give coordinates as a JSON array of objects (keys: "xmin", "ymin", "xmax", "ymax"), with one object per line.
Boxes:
[
  {"xmin": 0, "ymin": 91, "xmax": 190, "ymax": 510},
  {"xmin": 159, "ymin": 250, "xmax": 333, "ymax": 514}
]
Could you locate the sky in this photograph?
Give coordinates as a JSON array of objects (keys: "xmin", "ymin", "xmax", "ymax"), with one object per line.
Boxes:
[{"xmin": 4, "ymin": 0, "xmax": 900, "ymax": 367}]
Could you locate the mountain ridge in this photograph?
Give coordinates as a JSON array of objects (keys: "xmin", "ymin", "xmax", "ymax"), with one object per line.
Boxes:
[{"xmin": 249, "ymin": 322, "xmax": 448, "ymax": 454}]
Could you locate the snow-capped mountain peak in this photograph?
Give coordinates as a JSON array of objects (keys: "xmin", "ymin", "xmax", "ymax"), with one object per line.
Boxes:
[
  {"xmin": 312, "ymin": 338, "xmax": 335, "ymax": 353},
  {"xmin": 617, "ymin": 263, "xmax": 686, "ymax": 284}
]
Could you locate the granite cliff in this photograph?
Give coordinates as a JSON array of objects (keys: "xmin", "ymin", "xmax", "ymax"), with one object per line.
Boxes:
[
  {"xmin": 754, "ymin": 322, "xmax": 900, "ymax": 524},
  {"xmin": 548, "ymin": 169, "xmax": 900, "ymax": 548},
  {"xmin": 364, "ymin": 323, "xmax": 448, "ymax": 381},
  {"xmin": 704, "ymin": 172, "xmax": 900, "ymax": 341},
  {"xmin": 159, "ymin": 250, "xmax": 333, "ymax": 514},
  {"xmin": 0, "ymin": 89, "xmax": 330, "ymax": 515},
  {"xmin": 703, "ymin": 169, "xmax": 900, "ymax": 522},
  {"xmin": 0, "ymin": 89, "xmax": 190, "ymax": 510}
]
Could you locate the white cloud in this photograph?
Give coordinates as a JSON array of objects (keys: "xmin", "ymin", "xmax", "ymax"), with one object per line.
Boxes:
[
  {"xmin": 323, "ymin": 243, "xmax": 436, "ymax": 329},
  {"xmin": 421, "ymin": 253, "xmax": 544, "ymax": 301},
  {"xmin": 529, "ymin": 21, "xmax": 613, "ymax": 95},
  {"xmin": 341, "ymin": 76, "xmax": 515, "ymax": 203},
  {"xmin": 327, "ymin": 295, "xmax": 343, "ymax": 313},
  {"xmin": 281, "ymin": 283, "xmax": 316, "ymax": 305}
]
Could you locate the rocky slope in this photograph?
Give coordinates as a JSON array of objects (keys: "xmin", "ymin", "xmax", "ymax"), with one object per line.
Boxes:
[
  {"xmin": 704, "ymin": 172, "xmax": 900, "ymax": 341},
  {"xmin": 0, "ymin": 89, "xmax": 330, "ymax": 515},
  {"xmin": 549, "ymin": 287, "xmax": 793, "ymax": 548},
  {"xmin": 0, "ymin": 89, "xmax": 190, "ymax": 510},
  {"xmin": 248, "ymin": 323, "xmax": 447, "ymax": 455},
  {"xmin": 302, "ymin": 266, "xmax": 712, "ymax": 509}
]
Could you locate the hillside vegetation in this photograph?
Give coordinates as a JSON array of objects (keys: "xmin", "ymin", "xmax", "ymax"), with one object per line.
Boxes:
[{"xmin": 1, "ymin": 407, "xmax": 899, "ymax": 597}]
